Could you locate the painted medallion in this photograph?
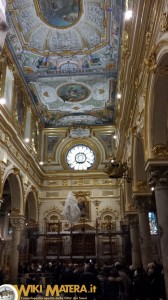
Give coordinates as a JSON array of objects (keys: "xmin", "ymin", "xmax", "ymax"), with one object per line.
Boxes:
[
  {"xmin": 57, "ymin": 83, "xmax": 91, "ymax": 102},
  {"xmin": 35, "ymin": 0, "xmax": 83, "ymax": 28}
]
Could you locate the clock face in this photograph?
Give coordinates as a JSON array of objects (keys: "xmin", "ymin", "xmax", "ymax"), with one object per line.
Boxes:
[{"xmin": 66, "ymin": 144, "xmax": 95, "ymax": 170}]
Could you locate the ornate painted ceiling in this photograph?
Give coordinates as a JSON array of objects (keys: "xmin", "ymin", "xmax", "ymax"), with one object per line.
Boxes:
[{"xmin": 6, "ymin": 0, "xmax": 123, "ymax": 127}]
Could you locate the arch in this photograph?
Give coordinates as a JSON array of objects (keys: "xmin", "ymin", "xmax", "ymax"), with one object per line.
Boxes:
[
  {"xmin": 25, "ymin": 190, "xmax": 38, "ymax": 223},
  {"xmin": 146, "ymin": 46, "xmax": 168, "ymax": 158},
  {"xmin": 3, "ymin": 168, "xmax": 23, "ymax": 214},
  {"xmin": 99, "ymin": 207, "xmax": 119, "ymax": 220},
  {"xmin": 45, "ymin": 207, "xmax": 62, "ymax": 221}
]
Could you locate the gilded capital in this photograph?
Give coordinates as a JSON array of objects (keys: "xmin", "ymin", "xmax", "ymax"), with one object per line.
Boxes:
[
  {"xmin": 136, "ymin": 181, "xmax": 148, "ymax": 192},
  {"xmin": 152, "ymin": 144, "xmax": 168, "ymax": 158}
]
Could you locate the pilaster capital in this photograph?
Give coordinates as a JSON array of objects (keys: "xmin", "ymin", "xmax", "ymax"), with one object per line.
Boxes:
[
  {"xmin": 10, "ymin": 215, "xmax": 25, "ymax": 231},
  {"xmin": 132, "ymin": 192, "xmax": 152, "ymax": 212}
]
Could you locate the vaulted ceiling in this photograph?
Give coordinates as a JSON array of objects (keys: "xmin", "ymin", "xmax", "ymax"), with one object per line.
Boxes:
[{"xmin": 6, "ymin": 0, "xmax": 123, "ymax": 128}]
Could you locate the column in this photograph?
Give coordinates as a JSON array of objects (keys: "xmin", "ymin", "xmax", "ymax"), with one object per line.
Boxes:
[
  {"xmin": 10, "ymin": 214, "xmax": 25, "ymax": 284},
  {"xmin": 122, "ymin": 224, "xmax": 132, "ymax": 265},
  {"xmin": 133, "ymin": 194, "xmax": 153, "ymax": 268},
  {"xmin": 128, "ymin": 214, "xmax": 141, "ymax": 268},
  {"xmin": 149, "ymin": 167, "xmax": 168, "ymax": 298}
]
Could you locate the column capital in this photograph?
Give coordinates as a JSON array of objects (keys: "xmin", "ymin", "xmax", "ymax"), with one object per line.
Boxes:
[
  {"xmin": 10, "ymin": 215, "xmax": 25, "ymax": 231},
  {"xmin": 148, "ymin": 166, "xmax": 168, "ymax": 189}
]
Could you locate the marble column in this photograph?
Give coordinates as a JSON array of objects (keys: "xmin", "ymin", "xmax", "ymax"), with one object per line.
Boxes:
[
  {"xmin": 149, "ymin": 167, "xmax": 168, "ymax": 298},
  {"xmin": 133, "ymin": 193, "xmax": 153, "ymax": 268},
  {"xmin": 9, "ymin": 214, "xmax": 25, "ymax": 284},
  {"xmin": 128, "ymin": 214, "xmax": 141, "ymax": 268}
]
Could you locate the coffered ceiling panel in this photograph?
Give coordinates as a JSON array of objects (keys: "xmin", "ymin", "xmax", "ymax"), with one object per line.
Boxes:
[{"xmin": 6, "ymin": 0, "xmax": 123, "ymax": 127}]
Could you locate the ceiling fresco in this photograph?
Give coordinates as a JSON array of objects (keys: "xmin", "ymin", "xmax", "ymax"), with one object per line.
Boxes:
[
  {"xmin": 35, "ymin": 0, "xmax": 83, "ymax": 28},
  {"xmin": 6, "ymin": 0, "xmax": 123, "ymax": 127}
]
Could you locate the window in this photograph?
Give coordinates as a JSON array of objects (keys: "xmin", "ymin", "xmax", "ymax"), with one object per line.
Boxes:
[
  {"xmin": 148, "ymin": 212, "xmax": 158, "ymax": 234},
  {"xmin": 66, "ymin": 144, "xmax": 95, "ymax": 170}
]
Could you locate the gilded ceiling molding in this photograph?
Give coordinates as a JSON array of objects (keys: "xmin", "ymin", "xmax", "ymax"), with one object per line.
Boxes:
[
  {"xmin": 152, "ymin": 144, "xmax": 168, "ymax": 158},
  {"xmin": 160, "ymin": 12, "xmax": 168, "ymax": 32}
]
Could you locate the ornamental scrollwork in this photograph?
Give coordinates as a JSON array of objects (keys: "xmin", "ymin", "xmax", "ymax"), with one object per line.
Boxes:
[{"xmin": 152, "ymin": 144, "xmax": 168, "ymax": 158}]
